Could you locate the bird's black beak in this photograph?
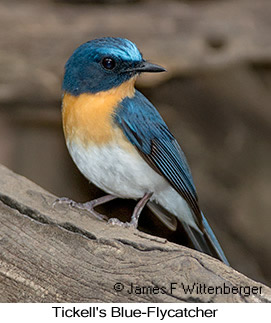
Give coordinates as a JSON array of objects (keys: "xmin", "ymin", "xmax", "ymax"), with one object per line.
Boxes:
[{"xmin": 128, "ymin": 60, "xmax": 166, "ymax": 73}]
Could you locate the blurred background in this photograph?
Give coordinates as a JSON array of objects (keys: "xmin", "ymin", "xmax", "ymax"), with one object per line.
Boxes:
[{"xmin": 1, "ymin": 0, "xmax": 271, "ymax": 286}]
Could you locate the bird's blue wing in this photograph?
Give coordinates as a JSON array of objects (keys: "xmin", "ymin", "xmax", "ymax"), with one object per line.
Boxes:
[
  {"xmin": 114, "ymin": 90, "xmax": 202, "ymax": 226},
  {"xmin": 114, "ymin": 90, "xmax": 229, "ymax": 265}
]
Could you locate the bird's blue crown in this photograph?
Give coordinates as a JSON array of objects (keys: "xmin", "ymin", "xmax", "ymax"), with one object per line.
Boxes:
[{"xmin": 63, "ymin": 37, "xmax": 143, "ymax": 95}]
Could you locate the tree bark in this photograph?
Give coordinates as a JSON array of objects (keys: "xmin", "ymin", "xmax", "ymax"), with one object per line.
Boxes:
[{"xmin": 0, "ymin": 164, "xmax": 270, "ymax": 302}]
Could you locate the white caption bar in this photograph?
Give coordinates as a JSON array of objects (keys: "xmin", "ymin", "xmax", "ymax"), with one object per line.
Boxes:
[{"xmin": 1, "ymin": 303, "xmax": 270, "ymax": 322}]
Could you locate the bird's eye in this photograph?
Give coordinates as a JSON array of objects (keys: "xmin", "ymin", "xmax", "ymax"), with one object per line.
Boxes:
[{"xmin": 101, "ymin": 57, "xmax": 116, "ymax": 70}]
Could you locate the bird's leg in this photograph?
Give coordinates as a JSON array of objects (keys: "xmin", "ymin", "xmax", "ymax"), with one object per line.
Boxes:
[
  {"xmin": 53, "ymin": 194, "xmax": 117, "ymax": 221},
  {"xmin": 108, "ymin": 192, "xmax": 153, "ymax": 229},
  {"xmin": 129, "ymin": 192, "xmax": 153, "ymax": 228}
]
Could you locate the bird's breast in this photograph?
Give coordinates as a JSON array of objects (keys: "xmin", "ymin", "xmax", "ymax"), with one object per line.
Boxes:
[{"xmin": 62, "ymin": 77, "xmax": 136, "ymax": 147}]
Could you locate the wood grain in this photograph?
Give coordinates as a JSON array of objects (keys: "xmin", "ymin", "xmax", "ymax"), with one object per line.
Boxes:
[{"xmin": 0, "ymin": 164, "xmax": 270, "ymax": 302}]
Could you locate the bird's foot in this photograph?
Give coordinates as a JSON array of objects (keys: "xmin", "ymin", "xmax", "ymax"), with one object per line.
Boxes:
[
  {"xmin": 108, "ymin": 217, "xmax": 137, "ymax": 229},
  {"xmin": 53, "ymin": 195, "xmax": 117, "ymax": 221},
  {"xmin": 108, "ymin": 192, "xmax": 153, "ymax": 229},
  {"xmin": 53, "ymin": 197, "xmax": 79, "ymax": 208}
]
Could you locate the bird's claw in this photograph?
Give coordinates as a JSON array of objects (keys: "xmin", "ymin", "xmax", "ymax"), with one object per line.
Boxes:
[
  {"xmin": 53, "ymin": 197, "xmax": 108, "ymax": 221},
  {"xmin": 108, "ymin": 217, "xmax": 137, "ymax": 229},
  {"xmin": 53, "ymin": 197, "xmax": 77, "ymax": 208}
]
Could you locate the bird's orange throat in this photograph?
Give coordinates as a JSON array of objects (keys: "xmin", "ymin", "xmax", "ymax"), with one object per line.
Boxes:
[{"xmin": 62, "ymin": 77, "xmax": 136, "ymax": 147}]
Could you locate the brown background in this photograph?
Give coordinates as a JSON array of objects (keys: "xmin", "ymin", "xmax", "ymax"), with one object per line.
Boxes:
[{"xmin": 1, "ymin": 0, "xmax": 271, "ymax": 286}]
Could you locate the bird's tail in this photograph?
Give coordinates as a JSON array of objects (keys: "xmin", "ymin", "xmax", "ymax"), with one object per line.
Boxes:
[
  {"xmin": 200, "ymin": 212, "xmax": 229, "ymax": 265},
  {"xmin": 147, "ymin": 202, "xmax": 229, "ymax": 266}
]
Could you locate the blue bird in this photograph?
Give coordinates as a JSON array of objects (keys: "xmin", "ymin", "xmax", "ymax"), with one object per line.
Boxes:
[{"xmin": 60, "ymin": 37, "xmax": 229, "ymax": 265}]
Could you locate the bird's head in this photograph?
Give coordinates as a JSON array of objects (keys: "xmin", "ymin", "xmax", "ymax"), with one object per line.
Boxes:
[{"xmin": 62, "ymin": 37, "xmax": 166, "ymax": 95}]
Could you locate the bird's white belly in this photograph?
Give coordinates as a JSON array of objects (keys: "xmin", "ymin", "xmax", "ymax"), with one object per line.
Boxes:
[
  {"xmin": 67, "ymin": 141, "xmax": 197, "ymax": 229},
  {"xmin": 67, "ymin": 141, "xmax": 168, "ymax": 198}
]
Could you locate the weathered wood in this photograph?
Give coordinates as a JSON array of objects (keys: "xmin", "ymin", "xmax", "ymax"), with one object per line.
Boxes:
[{"xmin": 0, "ymin": 164, "xmax": 270, "ymax": 302}]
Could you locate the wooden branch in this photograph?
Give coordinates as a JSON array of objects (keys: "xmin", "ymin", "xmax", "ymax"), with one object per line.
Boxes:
[{"xmin": 0, "ymin": 164, "xmax": 270, "ymax": 302}]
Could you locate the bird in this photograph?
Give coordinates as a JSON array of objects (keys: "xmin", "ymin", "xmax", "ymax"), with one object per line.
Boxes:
[{"xmin": 59, "ymin": 37, "xmax": 229, "ymax": 265}]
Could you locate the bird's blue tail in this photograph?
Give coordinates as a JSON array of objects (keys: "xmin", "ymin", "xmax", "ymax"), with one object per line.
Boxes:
[
  {"xmin": 148, "ymin": 202, "xmax": 229, "ymax": 266},
  {"xmin": 200, "ymin": 212, "xmax": 229, "ymax": 266}
]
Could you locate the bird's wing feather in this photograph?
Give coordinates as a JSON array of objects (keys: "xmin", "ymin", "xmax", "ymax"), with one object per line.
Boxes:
[
  {"xmin": 114, "ymin": 90, "xmax": 202, "ymax": 227},
  {"xmin": 114, "ymin": 90, "xmax": 229, "ymax": 265}
]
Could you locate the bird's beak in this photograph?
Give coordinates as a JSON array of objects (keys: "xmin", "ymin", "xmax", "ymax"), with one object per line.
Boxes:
[{"xmin": 128, "ymin": 60, "xmax": 166, "ymax": 73}]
